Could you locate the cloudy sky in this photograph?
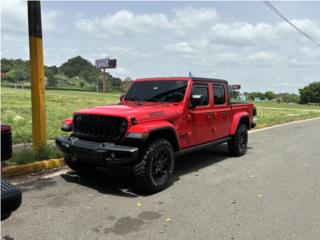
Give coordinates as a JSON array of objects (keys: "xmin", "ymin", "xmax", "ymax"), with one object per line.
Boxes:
[{"xmin": 1, "ymin": 1, "xmax": 320, "ymax": 93}]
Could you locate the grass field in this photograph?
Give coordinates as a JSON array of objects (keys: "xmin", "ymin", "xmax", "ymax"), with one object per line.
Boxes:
[
  {"xmin": 1, "ymin": 87, "xmax": 121, "ymax": 144},
  {"xmin": 252, "ymin": 101, "xmax": 320, "ymax": 110},
  {"xmin": 2, "ymin": 87, "xmax": 320, "ymax": 165},
  {"xmin": 2, "ymin": 87, "xmax": 320, "ymax": 145}
]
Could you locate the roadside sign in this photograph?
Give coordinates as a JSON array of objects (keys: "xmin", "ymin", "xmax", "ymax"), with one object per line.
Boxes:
[
  {"xmin": 95, "ymin": 58, "xmax": 109, "ymax": 69},
  {"xmin": 231, "ymin": 84, "xmax": 241, "ymax": 90},
  {"xmin": 95, "ymin": 58, "xmax": 117, "ymax": 69}
]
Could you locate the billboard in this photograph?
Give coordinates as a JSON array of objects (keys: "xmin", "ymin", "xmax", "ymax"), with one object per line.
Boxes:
[
  {"xmin": 95, "ymin": 58, "xmax": 109, "ymax": 69},
  {"xmin": 95, "ymin": 58, "xmax": 117, "ymax": 69}
]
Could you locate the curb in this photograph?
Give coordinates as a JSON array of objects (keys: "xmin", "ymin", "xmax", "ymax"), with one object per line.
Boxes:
[{"xmin": 2, "ymin": 158, "xmax": 65, "ymax": 178}]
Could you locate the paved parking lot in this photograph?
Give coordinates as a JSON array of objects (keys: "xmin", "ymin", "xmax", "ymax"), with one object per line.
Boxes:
[{"xmin": 2, "ymin": 118, "xmax": 320, "ymax": 240}]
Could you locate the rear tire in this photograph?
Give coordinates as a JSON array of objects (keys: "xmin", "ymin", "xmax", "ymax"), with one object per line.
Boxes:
[
  {"xmin": 228, "ymin": 124, "xmax": 248, "ymax": 156},
  {"xmin": 132, "ymin": 138, "xmax": 175, "ymax": 193},
  {"xmin": 64, "ymin": 154, "xmax": 94, "ymax": 173}
]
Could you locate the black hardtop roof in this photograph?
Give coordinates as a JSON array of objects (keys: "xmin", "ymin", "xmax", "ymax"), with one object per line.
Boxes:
[
  {"xmin": 191, "ymin": 77, "xmax": 228, "ymax": 84},
  {"xmin": 136, "ymin": 77, "xmax": 228, "ymax": 84}
]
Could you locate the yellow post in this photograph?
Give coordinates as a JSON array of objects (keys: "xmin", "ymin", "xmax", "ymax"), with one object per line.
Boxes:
[{"xmin": 28, "ymin": 1, "xmax": 47, "ymax": 153}]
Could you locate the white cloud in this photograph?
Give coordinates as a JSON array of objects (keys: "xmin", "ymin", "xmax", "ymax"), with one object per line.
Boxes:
[
  {"xmin": 75, "ymin": 6, "xmax": 218, "ymax": 36},
  {"xmin": 288, "ymin": 58, "xmax": 312, "ymax": 68},
  {"xmin": 2, "ymin": 2, "xmax": 319, "ymax": 93},
  {"xmin": 2, "ymin": 34, "xmax": 21, "ymax": 43},
  {"xmin": 209, "ymin": 19, "xmax": 320, "ymax": 47},
  {"xmin": 248, "ymin": 51, "xmax": 284, "ymax": 66},
  {"xmin": 75, "ymin": 10, "xmax": 169, "ymax": 35},
  {"xmin": 165, "ymin": 42, "xmax": 194, "ymax": 54},
  {"xmin": 43, "ymin": 10, "xmax": 62, "ymax": 32},
  {"xmin": 211, "ymin": 22, "xmax": 275, "ymax": 46},
  {"xmin": 171, "ymin": 6, "xmax": 217, "ymax": 35},
  {"xmin": 1, "ymin": 0, "xmax": 62, "ymax": 34},
  {"xmin": 1, "ymin": 0, "xmax": 28, "ymax": 33}
]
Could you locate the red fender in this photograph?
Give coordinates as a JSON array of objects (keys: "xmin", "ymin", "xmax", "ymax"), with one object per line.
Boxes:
[
  {"xmin": 128, "ymin": 120, "xmax": 176, "ymax": 133},
  {"xmin": 127, "ymin": 121, "xmax": 181, "ymax": 148},
  {"xmin": 63, "ymin": 118, "xmax": 73, "ymax": 125},
  {"xmin": 229, "ymin": 112, "xmax": 249, "ymax": 135}
]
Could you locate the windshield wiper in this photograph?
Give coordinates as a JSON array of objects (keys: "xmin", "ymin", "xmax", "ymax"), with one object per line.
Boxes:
[
  {"xmin": 126, "ymin": 96, "xmax": 143, "ymax": 106},
  {"xmin": 145, "ymin": 86, "xmax": 187, "ymax": 103},
  {"xmin": 147, "ymin": 97, "xmax": 163, "ymax": 103}
]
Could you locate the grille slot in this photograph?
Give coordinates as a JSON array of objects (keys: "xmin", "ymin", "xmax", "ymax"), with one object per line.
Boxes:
[{"xmin": 73, "ymin": 114, "xmax": 127, "ymax": 142}]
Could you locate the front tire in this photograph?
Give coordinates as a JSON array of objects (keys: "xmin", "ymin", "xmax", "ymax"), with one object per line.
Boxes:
[
  {"xmin": 228, "ymin": 124, "xmax": 248, "ymax": 156},
  {"xmin": 132, "ymin": 138, "xmax": 175, "ymax": 193}
]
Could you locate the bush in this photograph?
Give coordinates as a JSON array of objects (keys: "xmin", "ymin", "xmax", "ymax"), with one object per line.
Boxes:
[
  {"xmin": 2, "ymin": 144, "xmax": 63, "ymax": 166},
  {"xmin": 299, "ymin": 81, "xmax": 320, "ymax": 104}
]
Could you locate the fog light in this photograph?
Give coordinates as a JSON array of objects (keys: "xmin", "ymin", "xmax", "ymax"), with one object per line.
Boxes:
[{"xmin": 126, "ymin": 132, "xmax": 148, "ymax": 139}]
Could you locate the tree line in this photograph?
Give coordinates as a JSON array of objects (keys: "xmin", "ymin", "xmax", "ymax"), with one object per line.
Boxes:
[
  {"xmin": 1, "ymin": 56, "xmax": 319, "ymax": 103},
  {"xmin": 243, "ymin": 82, "xmax": 320, "ymax": 104},
  {"xmin": 243, "ymin": 91, "xmax": 300, "ymax": 103},
  {"xmin": 1, "ymin": 56, "xmax": 133, "ymax": 92}
]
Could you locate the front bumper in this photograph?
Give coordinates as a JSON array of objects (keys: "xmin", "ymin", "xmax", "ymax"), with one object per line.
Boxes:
[{"xmin": 56, "ymin": 136, "xmax": 139, "ymax": 166}]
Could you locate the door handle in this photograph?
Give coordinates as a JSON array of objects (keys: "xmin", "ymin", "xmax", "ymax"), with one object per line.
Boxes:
[
  {"xmin": 221, "ymin": 111, "xmax": 228, "ymax": 117},
  {"xmin": 206, "ymin": 112, "xmax": 213, "ymax": 118}
]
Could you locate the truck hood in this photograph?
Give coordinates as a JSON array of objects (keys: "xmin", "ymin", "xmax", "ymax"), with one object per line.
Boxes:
[{"xmin": 76, "ymin": 103, "xmax": 184, "ymax": 122}]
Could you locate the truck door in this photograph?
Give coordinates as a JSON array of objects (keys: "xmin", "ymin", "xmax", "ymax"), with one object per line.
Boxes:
[
  {"xmin": 212, "ymin": 83, "xmax": 232, "ymax": 139},
  {"xmin": 188, "ymin": 83, "xmax": 213, "ymax": 146}
]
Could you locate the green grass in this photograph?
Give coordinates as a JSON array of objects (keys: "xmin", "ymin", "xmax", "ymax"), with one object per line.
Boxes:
[
  {"xmin": 1, "ymin": 87, "xmax": 320, "ymax": 145},
  {"xmin": 1, "ymin": 87, "xmax": 121, "ymax": 144},
  {"xmin": 252, "ymin": 101, "xmax": 320, "ymax": 128},
  {"xmin": 1, "ymin": 87, "xmax": 320, "ymax": 166},
  {"xmin": 2, "ymin": 144, "xmax": 64, "ymax": 167},
  {"xmin": 252, "ymin": 101, "xmax": 320, "ymax": 110},
  {"xmin": 254, "ymin": 108, "xmax": 320, "ymax": 129}
]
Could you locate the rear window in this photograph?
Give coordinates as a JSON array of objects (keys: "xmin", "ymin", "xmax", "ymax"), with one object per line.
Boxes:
[{"xmin": 213, "ymin": 84, "xmax": 226, "ymax": 105}]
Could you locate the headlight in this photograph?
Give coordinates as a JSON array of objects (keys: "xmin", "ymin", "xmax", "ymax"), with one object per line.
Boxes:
[{"xmin": 118, "ymin": 119, "xmax": 128, "ymax": 133}]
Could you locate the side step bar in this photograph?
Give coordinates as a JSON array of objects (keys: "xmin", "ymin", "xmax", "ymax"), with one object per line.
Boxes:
[{"xmin": 175, "ymin": 137, "xmax": 232, "ymax": 157}]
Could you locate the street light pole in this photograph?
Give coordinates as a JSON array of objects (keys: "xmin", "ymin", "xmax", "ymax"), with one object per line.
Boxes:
[{"xmin": 28, "ymin": 1, "xmax": 47, "ymax": 153}]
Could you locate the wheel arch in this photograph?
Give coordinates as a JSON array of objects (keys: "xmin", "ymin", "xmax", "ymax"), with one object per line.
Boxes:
[
  {"xmin": 147, "ymin": 127, "xmax": 180, "ymax": 152},
  {"xmin": 229, "ymin": 112, "xmax": 250, "ymax": 135}
]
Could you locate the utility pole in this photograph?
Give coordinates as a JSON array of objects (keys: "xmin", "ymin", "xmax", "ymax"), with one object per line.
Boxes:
[
  {"xmin": 95, "ymin": 58, "xmax": 116, "ymax": 92},
  {"xmin": 102, "ymin": 68, "xmax": 107, "ymax": 92},
  {"xmin": 28, "ymin": 1, "xmax": 47, "ymax": 153}
]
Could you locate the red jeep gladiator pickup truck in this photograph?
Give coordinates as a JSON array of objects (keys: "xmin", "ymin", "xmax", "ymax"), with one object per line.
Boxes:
[{"xmin": 56, "ymin": 77, "xmax": 256, "ymax": 192}]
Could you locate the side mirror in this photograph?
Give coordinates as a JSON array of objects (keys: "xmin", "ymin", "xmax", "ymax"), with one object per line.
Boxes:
[
  {"xmin": 120, "ymin": 94, "xmax": 125, "ymax": 102},
  {"xmin": 190, "ymin": 94, "xmax": 203, "ymax": 108}
]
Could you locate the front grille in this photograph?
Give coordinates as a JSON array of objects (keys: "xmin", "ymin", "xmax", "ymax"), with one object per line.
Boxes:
[{"xmin": 73, "ymin": 114, "xmax": 127, "ymax": 142}]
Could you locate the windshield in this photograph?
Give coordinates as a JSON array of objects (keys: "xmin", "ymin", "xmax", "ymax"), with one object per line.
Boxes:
[{"xmin": 125, "ymin": 80, "xmax": 188, "ymax": 102}]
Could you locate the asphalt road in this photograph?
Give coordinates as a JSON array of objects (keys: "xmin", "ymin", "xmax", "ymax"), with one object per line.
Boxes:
[{"xmin": 2, "ymin": 118, "xmax": 320, "ymax": 240}]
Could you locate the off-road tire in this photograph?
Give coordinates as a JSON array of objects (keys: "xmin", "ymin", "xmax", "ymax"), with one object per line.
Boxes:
[
  {"xmin": 64, "ymin": 154, "xmax": 94, "ymax": 173},
  {"xmin": 228, "ymin": 124, "xmax": 248, "ymax": 157},
  {"xmin": 132, "ymin": 138, "xmax": 175, "ymax": 193}
]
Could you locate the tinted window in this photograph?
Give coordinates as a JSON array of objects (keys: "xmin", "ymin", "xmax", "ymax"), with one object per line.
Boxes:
[
  {"xmin": 191, "ymin": 84, "xmax": 209, "ymax": 106},
  {"xmin": 125, "ymin": 80, "xmax": 187, "ymax": 102},
  {"xmin": 213, "ymin": 84, "xmax": 226, "ymax": 105}
]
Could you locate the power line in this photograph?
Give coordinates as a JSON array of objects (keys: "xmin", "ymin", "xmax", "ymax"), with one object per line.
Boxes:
[{"xmin": 263, "ymin": 1, "xmax": 320, "ymax": 47}]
